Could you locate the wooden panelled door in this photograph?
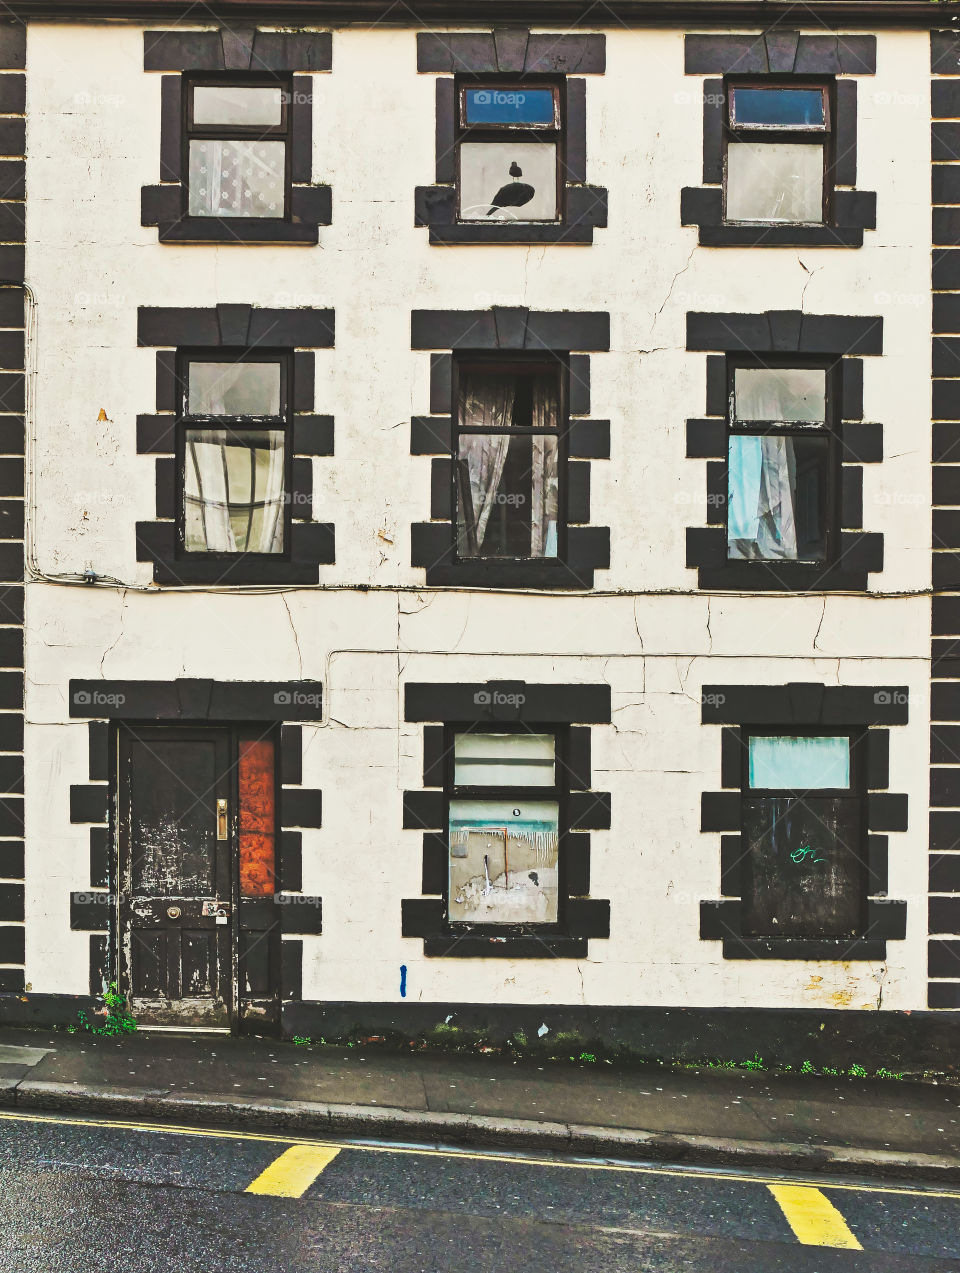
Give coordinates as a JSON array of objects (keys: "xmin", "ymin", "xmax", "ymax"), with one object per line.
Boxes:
[{"xmin": 118, "ymin": 726, "xmax": 235, "ymax": 1027}]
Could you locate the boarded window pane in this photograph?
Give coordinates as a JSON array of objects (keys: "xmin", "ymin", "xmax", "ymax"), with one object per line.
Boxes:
[
  {"xmin": 749, "ymin": 735, "xmax": 850, "ymax": 789},
  {"xmin": 734, "ymin": 367, "xmax": 826, "ymax": 424},
  {"xmin": 184, "ymin": 428, "xmax": 285, "ymax": 554},
  {"xmin": 464, "ymin": 87, "xmax": 556, "ymax": 126},
  {"xmin": 454, "ymin": 733, "xmax": 555, "ymax": 786},
  {"xmin": 238, "ymin": 738, "xmax": 276, "ymax": 897},
  {"xmin": 726, "ymin": 142, "xmax": 823, "ymax": 223},
  {"xmin": 459, "ymin": 142, "xmax": 558, "ymax": 221},
  {"xmin": 193, "ymin": 85, "xmax": 283, "ymax": 127},
  {"xmin": 188, "ymin": 139, "xmax": 285, "ymax": 217},
  {"xmin": 187, "ymin": 362, "xmax": 281, "ymax": 417},
  {"xmin": 449, "ymin": 799, "xmax": 559, "ymax": 924},
  {"xmin": 727, "ymin": 434, "xmax": 827, "ymax": 561},
  {"xmin": 731, "ymin": 88, "xmax": 825, "ymax": 128},
  {"xmin": 741, "ymin": 796, "xmax": 863, "ymax": 937}
]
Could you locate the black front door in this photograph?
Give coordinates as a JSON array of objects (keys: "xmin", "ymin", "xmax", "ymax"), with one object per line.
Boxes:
[{"xmin": 118, "ymin": 726, "xmax": 234, "ymax": 1027}]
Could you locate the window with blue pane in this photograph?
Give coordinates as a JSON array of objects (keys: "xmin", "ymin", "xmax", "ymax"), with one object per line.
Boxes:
[
  {"xmin": 726, "ymin": 361, "xmax": 836, "ymax": 565},
  {"xmin": 725, "ymin": 82, "xmax": 831, "ymax": 224},
  {"xmin": 456, "ymin": 82, "xmax": 561, "ymax": 222},
  {"xmin": 741, "ymin": 731, "xmax": 866, "ymax": 939}
]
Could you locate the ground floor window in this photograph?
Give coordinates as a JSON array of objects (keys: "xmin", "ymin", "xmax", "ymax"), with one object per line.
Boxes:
[
  {"xmin": 740, "ymin": 731, "xmax": 865, "ymax": 938},
  {"xmin": 447, "ymin": 729, "xmax": 561, "ymax": 926}
]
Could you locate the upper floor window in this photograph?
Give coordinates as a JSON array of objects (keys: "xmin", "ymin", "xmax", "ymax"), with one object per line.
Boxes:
[
  {"xmin": 725, "ymin": 82, "xmax": 831, "ymax": 225},
  {"xmin": 186, "ymin": 79, "xmax": 290, "ymax": 220},
  {"xmin": 727, "ymin": 361, "xmax": 835, "ymax": 564},
  {"xmin": 456, "ymin": 82, "xmax": 561, "ymax": 223},
  {"xmin": 741, "ymin": 731, "xmax": 865, "ymax": 939},
  {"xmin": 455, "ymin": 360, "xmax": 561, "ymax": 562},
  {"xmin": 448, "ymin": 730, "xmax": 561, "ymax": 926},
  {"xmin": 179, "ymin": 354, "xmax": 289, "ymax": 557}
]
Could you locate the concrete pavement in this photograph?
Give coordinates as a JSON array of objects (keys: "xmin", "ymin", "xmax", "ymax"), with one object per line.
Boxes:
[{"xmin": 0, "ymin": 1025, "xmax": 958, "ymax": 1180}]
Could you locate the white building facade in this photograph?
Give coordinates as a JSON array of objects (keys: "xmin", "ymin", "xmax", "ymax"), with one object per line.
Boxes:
[{"xmin": 0, "ymin": 0, "xmax": 955, "ymax": 1065}]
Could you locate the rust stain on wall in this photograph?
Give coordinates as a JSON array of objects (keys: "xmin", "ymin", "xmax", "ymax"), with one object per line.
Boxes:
[{"xmin": 239, "ymin": 737, "xmax": 276, "ymax": 897}]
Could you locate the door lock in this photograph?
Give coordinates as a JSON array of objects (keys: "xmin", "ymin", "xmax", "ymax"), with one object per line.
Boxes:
[{"xmin": 217, "ymin": 798, "xmax": 228, "ymax": 840}]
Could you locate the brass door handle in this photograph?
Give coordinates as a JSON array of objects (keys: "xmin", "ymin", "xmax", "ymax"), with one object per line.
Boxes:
[
  {"xmin": 167, "ymin": 906, "xmax": 181, "ymax": 920},
  {"xmin": 217, "ymin": 798, "xmax": 228, "ymax": 840}
]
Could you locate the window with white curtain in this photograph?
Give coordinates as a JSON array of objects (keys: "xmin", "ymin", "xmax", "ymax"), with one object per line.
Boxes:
[
  {"xmin": 726, "ymin": 362, "xmax": 833, "ymax": 563},
  {"xmin": 724, "ymin": 83, "xmax": 831, "ymax": 224},
  {"xmin": 186, "ymin": 80, "xmax": 289, "ymax": 219},
  {"xmin": 454, "ymin": 361, "xmax": 561, "ymax": 561},
  {"xmin": 180, "ymin": 357, "xmax": 288, "ymax": 556}
]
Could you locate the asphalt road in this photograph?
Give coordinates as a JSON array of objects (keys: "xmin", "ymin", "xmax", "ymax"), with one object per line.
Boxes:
[{"xmin": 0, "ymin": 1111, "xmax": 958, "ymax": 1272}]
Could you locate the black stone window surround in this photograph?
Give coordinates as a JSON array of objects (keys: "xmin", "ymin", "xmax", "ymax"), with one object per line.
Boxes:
[
  {"xmin": 136, "ymin": 304, "xmax": 335, "ymax": 586},
  {"xmin": 141, "ymin": 28, "xmax": 332, "ymax": 245},
  {"xmin": 401, "ymin": 680, "xmax": 611, "ymax": 957},
  {"xmin": 699, "ymin": 682, "xmax": 909, "ymax": 960},
  {"xmin": 410, "ymin": 306, "xmax": 610, "ymax": 590},
  {"xmin": 680, "ymin": 31, "xmax": 877, "ymax": 248},
  {"xmin": 685, "ymin": 309, "xmax": 884, "ymax": 592},
  {"xmin": 415, "ymin": 29, "xmax": 607, "ymax": 245}
]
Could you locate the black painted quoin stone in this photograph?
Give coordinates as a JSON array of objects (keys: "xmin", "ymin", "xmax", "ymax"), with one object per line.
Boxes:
[
  {"xmin": 141, "ymin": 28, "xmax": 332, "ymax": 244},
  {"xmin": 415, "ymin": 29, "xmax": 608, "ymax": 245},
  {"xmin": 699, "ymin": 682, "xmax": 908, "ymax": 960},
  {"xmin": 681, "ymin": 31, "xmax": 877, "ymax": 247},
  {"xmin": 136, "ymin": 304, "xmax": 335, "ymax": 585},
  {"xmin": 0, "ymin": 21, "xmax": 24, "ymax": 998},
  {"xmin": 685, "ymin": 309, "xmax": 884, "ymax": 592},
  {"xmin": 402, "ymin": 679, "xmax": 611, "ymax": 957},
  {"xmin": 67, "ymin": 679, "xmax": 324, "ymax": 1014},
  {"xmin": 410, "ymin": 306, "xmax": 611, "ymax": 589},
  {"xmin": 931, "ymin": 31, "xmax": 960, "ymax": 1011}
]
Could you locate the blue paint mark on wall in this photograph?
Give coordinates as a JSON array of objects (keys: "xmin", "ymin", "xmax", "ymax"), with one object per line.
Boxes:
[{"xmin": 400, "ymin": 965, "xmax": 407, "ymax": 999}]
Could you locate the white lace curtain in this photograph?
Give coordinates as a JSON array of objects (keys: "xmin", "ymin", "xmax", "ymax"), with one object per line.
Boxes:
[{"xmin": 184, "ymin": 432, "xmax": 285, "ymax": 554}]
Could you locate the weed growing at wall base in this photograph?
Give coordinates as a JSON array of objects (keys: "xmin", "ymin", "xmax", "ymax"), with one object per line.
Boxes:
[{"xmin": 68, "ymin": 983, "xmax": 137, "ymax": 1037}]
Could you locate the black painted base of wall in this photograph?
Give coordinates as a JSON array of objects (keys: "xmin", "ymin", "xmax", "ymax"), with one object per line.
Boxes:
[
  {"xmin": 4, "ymin": 995, "xmax": 956, "ymax": 1074},
  {"xmin": 0, "ymin": 992, "xmax": 97, "ymax": 1028},
  {"xmin": 279, "ymin": 1001, "xmax": 960, "ymax": 1073}
]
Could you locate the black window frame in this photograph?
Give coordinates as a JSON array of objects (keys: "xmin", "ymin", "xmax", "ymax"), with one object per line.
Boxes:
[
  {"xmin": 725, "ymin": 354, "xmax": 841, "ymax": 569},
  {"xmin": 454, "ymin": 75, "xmax": 565, "ymax": 225},
  {"xmin": 176, "ymin": 348, "xmax": 293, "ymax": 563},
  {"xmin": 451, "ymin": 353, "xmax": 568, "ymax": 568},
  {"xmin": 723, "ymin": 77, "xmax": 835, "ymax": 228},
  {"xmin": 182, "ymin": 73, "xmax": 293, "ymax": 223},
  {"xmin": 739, "ymin": 725, "xmax": 868, "ymax": 940},
  {"xmin": 443, "ymin": 721, "xmax": 569, "ymax": 939}
]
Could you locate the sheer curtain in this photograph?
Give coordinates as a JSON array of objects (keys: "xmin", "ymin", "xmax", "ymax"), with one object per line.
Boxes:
[
  {"xmin": 458, "ymin": 375, "xmax": 516, "ymax": 554},
  {"xmin": 728, "ymin": 435, "xmax": 798, "ymax": 560},
  {"xmin": 189, "ymin": 140, "xmax": 285, "ymax": 219},
  {"xmin": 530, "ymin": 378, "xmax": 558, "ymax": 558},
  {"xmin": 185, "ymin": 434, "xmax": 236, "ymax": 553},
  {"xmin": 184, "ymin": 432, "xmax": 285, "ymax": 554}
]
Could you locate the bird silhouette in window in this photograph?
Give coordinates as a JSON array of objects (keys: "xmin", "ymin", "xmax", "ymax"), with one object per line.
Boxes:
[{"xmin": 487, "ymin": 161, "xmax": 536, "ymax": 216}]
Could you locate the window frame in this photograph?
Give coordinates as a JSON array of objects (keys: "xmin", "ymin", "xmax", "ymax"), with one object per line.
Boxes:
[
  {"xmin": 175, "ymin": 348, "xmax": 293, "ymax": 562},
  {"xmin": 182, "ymin": 73, "xmax": 293, "ymax": 223},
  {"xmin": 454, "ymin": 75, "xmax": 565, "ymax": 225},
  {"xmin": 725, "ymin": 354, "xmax": 841, "ymax": 567},
  {"xmin": 443, "ymin": 722, "xmax": 569, "ymax": 936},
  {"xmin": 739, "ymin": 725, "xmax": 868, "ymax": 940},
  {"xmin": 722, "ymin": 77, "xmax": 835, "ymax": 227},
  {"xmin": 451, "ymin": 353, "xmax": 568, "ymax": 568}
]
